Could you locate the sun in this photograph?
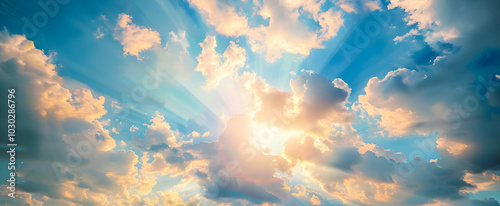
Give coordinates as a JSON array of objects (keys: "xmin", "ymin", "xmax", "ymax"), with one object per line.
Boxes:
[{"xmin": 251, "ymin": 120, "xmax": 301, "ymax": 155}]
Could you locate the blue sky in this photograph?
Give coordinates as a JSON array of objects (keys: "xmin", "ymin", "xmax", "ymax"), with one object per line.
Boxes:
[{"xmin": 1, "ymin": 0, "xmax": 500, "ymax": 205}]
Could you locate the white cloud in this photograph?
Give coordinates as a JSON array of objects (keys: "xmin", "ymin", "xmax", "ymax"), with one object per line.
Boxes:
[
  {"xmin": 388, "ymin": 0, "xmax": 459, "ymax": 45},
  {"xmin": 195, "ymin": 36, "xmax": 246, "ymax": 90},
  {"xmin": 388, "ymin": 0, "xmax": 436, "ymax": 30},
  {"xmin": 187, "ymin": 0, "xmax": 249, "ymax": 37},
  {"xmin": 393, "ymin": 28, "xmax": 419, "ymax": 42},
  {"xmin": 0, "ymin": 29, "xmax": 149, "ymax": 205},
  {"xmin": 340, "ymin": 2, "xmax": 357, "ymax": 13},
  {"xmin": 113, "ymin": 13, "xmax": 161, "ymax": 60},
  {"xmin": 364, "ymin": 0, "xmax": 382, "ymax": 11},
  {"xmin": 62, "ymin": 120, "xmax": 117, "ymax": 152},
  {"xmin": 432, "ymin": 55, "xmax": 447, "ymax": 65},
  {"xmin": 130, "ymin": 125, "xmax": 139, "ymax": 132},
  {"xmin": 317, "ymin": 8, "xmax": 344, "ymax": 41},
  {"xmin": 301, "ymin": 69, "xmax": 315, "ymax": 74},
  {"xmin": 112, "ymin": 127, "xmax": 120, "ymax": 134},
  {"xmin": 240, "ymin": 72, "xmax": 353, "ymax": 135},
  {"xmin": 168, "ymin": 30, "xmax": 189, "ymax": 51},
  {"xmin": 436, "ymin": 137, "xmax": 469, "ymax": 156},
  {"xmin": 144, "ymin": 112, "xmax": 177, "ymax": 147},
  {"xmin": 188, "ymin": 0, "xmax": 344, "ymax": 62},
  {"xmin": 202, "ymin": 131, "xmax": 210, "ymax": 137},
  {"xmin": 0, "ymin": 30, "xmax": 106, "ymax": 123},
  {"xmin": 357, "ymin": 68, "xmax": 430, "ymax": 137},
  {"xmin": 94, "ymin": 27, "xmax": 104, "ymax": 39},
  {"xmin": 310, "ymin": 195, "xmax": 321, "ymax": 205},
  {"xmin": 248, "ymin": 0, "xmax": 343, "ymax": 62},
  {"xmin": 191, "ymin": 131, "xmax": 200, "ymax": 138},
  {"xmin": 463, "ymin": 172, "xmax": 500, "ymax": 194}
]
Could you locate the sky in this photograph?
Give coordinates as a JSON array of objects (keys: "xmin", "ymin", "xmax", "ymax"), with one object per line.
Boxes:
[{"xmin": 0, "ymin": 0, "xmax": 500, "ymax": 205}]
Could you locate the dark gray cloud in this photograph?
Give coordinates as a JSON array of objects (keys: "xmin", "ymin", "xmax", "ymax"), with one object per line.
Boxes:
[
  {"xmin": 327, "ymin": 148, "xmax": 362, "ymax": 172},
  {"xmin": 357, "ymin": 151, "xmax": 396, "ymax": 183}
]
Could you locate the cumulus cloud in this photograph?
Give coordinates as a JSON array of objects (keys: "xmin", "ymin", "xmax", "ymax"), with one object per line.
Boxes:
[
  {"xmin": 338, "ymin": 1, "xmax": 357, "ymax": 13},
  {"xmin": 357, "ymin": 68, "xmax": 430, "ymax": 137},
  {"xmin": 137, "ymin": 112, "xmax": 203, "ymax": 177},
  {"xmin": 463, "ymin": 172, "xmax": 500, "ymax": 194},
  {"xmin": 388, "ymin": 0, "xmax": 437, "ymax": 31},
  {"xmin": 309, "ymin": 194, "xmax": 321, "ymax": 205},
  {"xmin": 187, "ymin": 0, "xmax": 249, "ymax": 37},
  {"xmin": 0, "ymin": 30, "xmax": 106, "ymax": 123},
  {"xmin": 394, "ymin": 28, "xmax": 419, "ymax": 42},
  {"xmin": 356, "ymin": 55, "xmax": 500, "ymax": 177},
  {"xmin": 249, "ymin": 0, "xmax": 344, "ymax": 61},
  {"xmin": 364, "ymin": 0, "xmax": 382, "ymax": 11},
  {"xmin": 191, "ymin": 131, "xmax": 200, "ymax": 138},
  {"xmin": 281, "ymin": 135, "xmax": 402, "ymax": 205},
  {"xmin": 184, "ymin": 115, "xmax": 295, "ymax": 205},
  {"xmin": 144, "ymin": 111, "xmax": 178, "ymax": 147},
  {"xmin": 195, "ymin": 36, "xmax": 246, "ymax": 90},
  {"xmin": 4, "ymin": 0, "xmax": 500, "ymax": 204},
  {"xmin": 241, "ymin": 72, "xmax": 353, "ymax": 136},
  {"xmin": 279, "ymin": 121, "xmax": 407, "ymax": 205},
  {"xmin": 113, "ymin": 13, "xmax": 161, "ymax": 60},
  {"xmin": 389, "ymin": 0, "xmax": 500, "ymax": 47},
  {"xmin": 436, "ymin": 136, "xmax": 469, "ymax": 156},
  {"xmin": 0, "ymin": 29, "xmax": 148, "ymax": 205},
  {"xmin": 388, "ymin": 0, "xmax": 458, "ymax": 44},
  {"xmin": 248, "ymin": 0, "xmax": 334, "ymax": 61},
  {"xmin": 168, "ymin": 30, "xmax": 189, "ymax": 52},
  {"xmin": 159, "ymin": 190, "xmax": 200, "ymax": 206},
  {"xmin": 306, "ymin": 163, "xmax": 397, "ymax": 205},
  {"xmin": 121, "ymin": 111, "xmax": 222, "ymax": 183},
  {"xmin": 188, "ymin": 0, "xmax": 344, "ymax": 62},
  {"xmin": 357, "ymin": 51, "xmax": 500, "ymax": 174},
  {"xmin": 353, "ymin": 1, "xmax": 500, "ymax": 204}
]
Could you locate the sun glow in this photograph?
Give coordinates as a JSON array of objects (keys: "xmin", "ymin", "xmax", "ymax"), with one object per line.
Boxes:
[{"xmin": 251, "ymin": 121, "xmax": 302, "ymax": 155}]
